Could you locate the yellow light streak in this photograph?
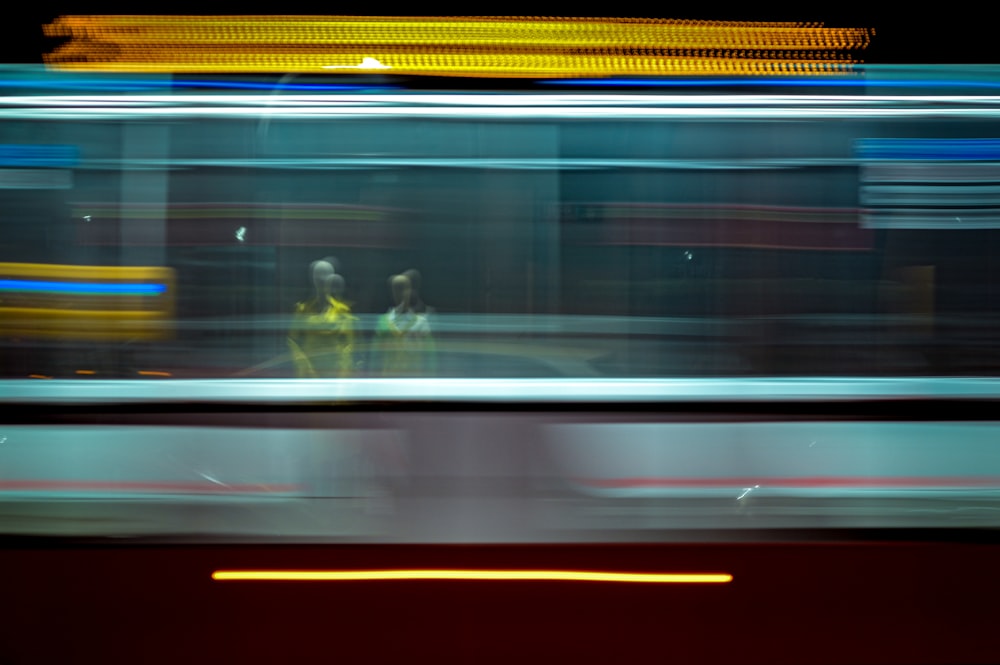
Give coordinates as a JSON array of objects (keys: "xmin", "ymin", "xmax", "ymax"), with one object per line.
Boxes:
[
  {"xmin": 0, "ymin": 262, "xmax": 173, "ymax": 282},
  {"xmin": 211, "ymin": 569, "xmax": 734, "ymax": 583},
  {"xmin": 75, "ymin": 370, "xmax": 96, "ymax": 375},
  {"xmin": 40, "ymin": 56, "xmax": 861, "ymax": 77},
  {"xmin": 0, "ymin": 263, "xmax": 176, "ymax": 342},
  {"xmin": 43, "ymin": 15, "xmax": 871, "ymax": 77},
  {"xmin": 0, "ymin": 307, "xmax": 169, "ymax": 321},
  {"xmin": 137, "ymin": 370, "xmax": 172, "ymax": 377}
]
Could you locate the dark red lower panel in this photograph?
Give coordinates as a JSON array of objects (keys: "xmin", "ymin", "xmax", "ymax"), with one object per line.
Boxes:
[{"xmin": 1, "ymin": 540, "xmax": 997, "ymax": 664}]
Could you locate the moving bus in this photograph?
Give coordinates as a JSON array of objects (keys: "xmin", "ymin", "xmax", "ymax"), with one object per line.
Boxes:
[{"xmin": 2, "ymin": 66, "xmax": 1000, "ymax": 663}]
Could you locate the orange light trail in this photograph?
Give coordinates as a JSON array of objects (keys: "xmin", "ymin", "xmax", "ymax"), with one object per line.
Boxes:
[
  {"xmin": 211, "ymin": 569, "xmax": 733, "ymax": 583},
  {"xmin": 137, "ymin": 370, "xmax": 172, "ymax": 377},
  {"xmin": 43, "ymin": 15, "xmax": 872, "ymax": 77}
]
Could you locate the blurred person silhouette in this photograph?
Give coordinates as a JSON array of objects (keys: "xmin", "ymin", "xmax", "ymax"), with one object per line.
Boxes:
[
  {"xmin": 372, "ymin": 272, "xmax": 435, "ymax": 376},
  {"xmin": 321, "ymin": 255, "xmax": 341, "ymax": 275},
  {"xmin": 288, "ymin": 260, "xmax": 356, "ymax": 378},
  {"xmin": 402, "ymin": 268, "xmax": 433, "ymax": 315}
]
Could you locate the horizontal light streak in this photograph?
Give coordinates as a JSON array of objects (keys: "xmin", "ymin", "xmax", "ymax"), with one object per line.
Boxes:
[
  {"xmin": 576, "ymin": 476, "xmax": 1000, "ymax": 489},
  {"xmin": 2, "ymin": 309, "xmax": 169, "ymax": 322},
  {"xmin": 45, "ymin": 15, "xmax": 867, "ymax": 49},
  {"xmin": 6, "ymin": 377, "xmax": 1000, "ymax": 404},
  {"xmin": 0, "ymin": 480, "xmax": 300, "ymax": 493},
  {"xmin": 0, "ymin": 144, "xmax": 79, "ymax": 167},
  {"xmin": 44, "ymin": 58, "xmax": 859, "ymax": 73},
  {"xmin": 857, "ymin": 139, "xmax": 1000, "ymax": 161},
  {"xmin": 9, "ymin": 106, "xmax": 1000, "ymax": 121},
  {"xmin": 0, "ymin": 79, "xmax": 394, "ymax": 93},
  {"xmin": 44, "ymin": 16, "xmax": 870, "ymax": 77},
  {"xmin": 12, "ymin": 74, "xmax": 1000, "ymax": 94},
  {"xmin": 10, "ymin": 93, "xmax": 1000, "ymax": 107},
  {"xmin": 0, "ymin": 263, "xmax": 175, "ymax": 341},
  {"xmin": 211, "ymin": 569, "xmax": 733, "ymax": 583},
  {"xmin": 74, "ymin": 203, "xmax": 390, "ymax": 220},
  {"xmin": 0, "ymin": 279, "xmax": 166, "ymax": 295},
  {"xmin": 863, "ymin": 163, "xmax": 1000, "ymax": 182},
  {"xmin": 58, "ymin": 157, "xmax": 865, "ymax": 171},
  {"xmin": 0, "ymin": 262, "xmax": 173, "ymax": 281},
  {"xmin": 860, "ymin": 213, "xmax": 1000, "ymax": 230},
  {"xmin": 547, "ymin": 77, "xmax": 1000, "ymax": 90}
]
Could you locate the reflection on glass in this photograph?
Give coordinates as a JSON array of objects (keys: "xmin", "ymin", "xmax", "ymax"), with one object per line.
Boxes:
[
  {"xmin": 1, "ymin": 73, "xmax": 999, "ymax": 382},
  {"xmin": 288, "ymin": 260, "xmax": 356, "ymax": 378}
]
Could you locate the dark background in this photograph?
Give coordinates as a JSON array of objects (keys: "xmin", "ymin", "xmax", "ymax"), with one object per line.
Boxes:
[{"xmin": 1, "ymin": 6, "xmax": 997, "ymax": 67}]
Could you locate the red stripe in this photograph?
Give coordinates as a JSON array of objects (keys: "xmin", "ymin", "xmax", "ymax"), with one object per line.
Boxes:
[
  {"xmin": 0, "ymin": 480, "xmax": 302, "ymax": 493},
  {"xmin": 575, "ymin": 476, "xmax": 1000, "ymax": 489}
]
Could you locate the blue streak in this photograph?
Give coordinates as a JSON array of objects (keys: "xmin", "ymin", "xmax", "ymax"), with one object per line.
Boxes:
[
  {"xmin": 856, "ymin": 139, "xmax": 1000, "ymax": 161},
  {"xmin": 541, "ymin": 78, "xmax": 1000, "ymax": 90},
  {"xmin": 0, "ymin": 144, "xmax": 79, "ymax": 168},
  {"xmin": 0, "ymin": 279, "xmax": 166, "ymax": 295}
]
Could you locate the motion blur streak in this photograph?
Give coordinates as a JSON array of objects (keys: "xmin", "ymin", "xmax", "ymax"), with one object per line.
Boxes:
[
  {"xmin": 42, "ymin": 15, "xmax": 871, "ymax": 77},
  {"xmin": 0, "ymin": 263, "xmax": 175, "ymax": 341},
  {"xmin": 0, "ymin": 279, "xmax": 166, "ymax": 295},
  {"xmin": 5, "ymin": 66, "xmax": 1000, "ymax": 541},
  {"xmin": 211, "ymin": 570, "xmax": 733, "ymax": 583}
]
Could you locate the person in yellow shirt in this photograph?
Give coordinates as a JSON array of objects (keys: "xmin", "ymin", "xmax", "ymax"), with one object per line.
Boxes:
[{"xmin": 288, "ymin": 263, "xmax": 356, "ymax": 378}]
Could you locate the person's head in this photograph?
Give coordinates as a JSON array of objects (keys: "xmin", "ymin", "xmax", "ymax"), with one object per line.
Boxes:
[
  {"xmin": 389, "ymin": 274, "xmax": 411, "ymax": 308},
  {"xmin": 325, "ymin": 273, "xmax": 346, "ymax": 299},
  {"xmin": 402, "ymin": 269, "xmax": 426, "ymax": 312},
  {"xmin": 402, "ymin": 269, "xmax": 421, "ymax": 293},
  {"xmin": 322, "ymin": 256, "xmax": 341, "ymax": 274},
  {"xmin": 310, "ymin": 260, "xmax": 335, "ymax": 294}
]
